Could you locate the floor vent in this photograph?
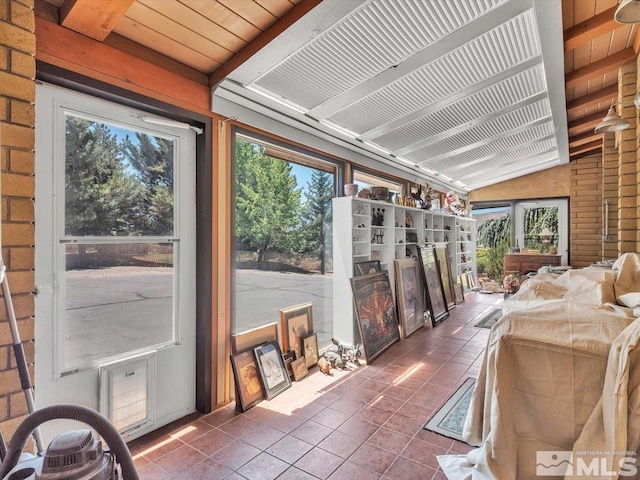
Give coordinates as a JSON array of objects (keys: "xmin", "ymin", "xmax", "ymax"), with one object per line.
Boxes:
[{"xmin": 99, "ymin": 352, "xmax": 156, "ymax": 434}]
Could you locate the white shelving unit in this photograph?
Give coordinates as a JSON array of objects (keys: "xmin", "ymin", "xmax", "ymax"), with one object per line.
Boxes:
[{"xmin": 332, "ymin": 196, "xmax": 476, "ymax": 346}]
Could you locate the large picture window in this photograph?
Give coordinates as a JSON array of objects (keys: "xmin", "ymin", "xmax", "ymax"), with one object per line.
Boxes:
[{"xmin": 232, "ymin": 132, "xmax": 340, "ymax": 349}]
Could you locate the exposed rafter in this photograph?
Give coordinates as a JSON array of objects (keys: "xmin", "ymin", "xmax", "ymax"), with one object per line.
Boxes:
[
  {"xmin": 566, "ymin": 85, "xmax": 617, "ymax": 114},
  {"xmin": 60, "ymin": 0, "xmax": 135, "ymax": 42},
  {"xmin": 208, "ymin": 0, "xmax": 322, "ymax": 88},
  {"xmin": 568, "ymin": 111, "xmax": 605, "ymax": 133},
  {"xmin": 565, "ymin": 48, "xmax": 636, "ymax": 89},
  {"xmin": 563, "ymin": 6, "xmax": 618, "ymax": 51},
  {"xmin": 569, "ymin": 130, "xmax": 600, "ymax": 147},
  {"xmin": 569, "ymin": 140, "xmax": 602, "ymax": 157}
]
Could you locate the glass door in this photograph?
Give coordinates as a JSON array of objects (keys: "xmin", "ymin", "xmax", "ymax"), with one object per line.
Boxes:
[{"xmin": 514, "ymin": 199, "xmax": 568, "ymax": 265}]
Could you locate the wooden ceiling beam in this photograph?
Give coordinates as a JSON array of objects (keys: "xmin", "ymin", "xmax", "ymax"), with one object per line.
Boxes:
[
  {"xmin": 566, "ymin": 84, "xmax": 618, "ymax": 114},
  {"xmin": 568, "ymin": 111, "xmax": 605, "ymax": 132},
  {"xmin": 564, "ymin": 6, "xmax": 619, "ymax": 51},
  {"xmin": 565, "ymin": 48, "xmax": 636, "ymax": 89},
  {"xmin": 60, "ymin": 0, "xmax": 135, "ymax": 42},
  {"xmin": 569, "ymin": 131, "xmax": 600, "ymax": 147},
  {"xmin": 571, "ymin": 147, "xmax": 602, "ymax": 161},
  {"xmin": 209, "ymin": 0, "xmax": 322, "ymax": 88},
  {"xmin": 569, "ymin": 140, "xmax": 602, "ymax": 157}
]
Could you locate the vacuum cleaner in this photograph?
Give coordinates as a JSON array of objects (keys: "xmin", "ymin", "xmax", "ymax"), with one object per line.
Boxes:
[{"xmin": 0, "ymin": 404, "xmax": 139, "ymax": 480}]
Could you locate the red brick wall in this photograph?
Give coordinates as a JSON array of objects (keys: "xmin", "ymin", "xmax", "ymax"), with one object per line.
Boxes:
[{"xmin": 0, "ymin": 0, "xmax": 36, "ymax": 439}]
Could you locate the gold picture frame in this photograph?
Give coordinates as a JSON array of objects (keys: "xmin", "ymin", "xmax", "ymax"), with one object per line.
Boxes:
[{"xmin": 280, "ymin": 303, "xmax": 314, "ymax": 361}]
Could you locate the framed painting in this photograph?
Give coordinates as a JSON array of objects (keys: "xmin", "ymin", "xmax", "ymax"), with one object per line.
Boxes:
[
  {"xmin": 434, "ymin": 243, "xmax": 456, "ymax": 309},
  {"xmin": 460, "ymin": 273, "xmax": 470, "ymax": 292},
  {"xmin": 230, "ymin": 348, "xmax": 264, "ymax": 412},
  {"xmin": 231, "ymin": 321, "xmax": 280, "ymax": 353},
  {"xmin": 350, "ymin": 271, "xmax": 401, "ymax": 363},
  {"xmin": 280, "ymin": 303, "xmax": 313, "ymax": 361},
  {"xmin": 354, "ymin": 260, "xmax": 381, "ymax": 277},
  {"xmin": 394, "ymin": 258, "xmax": 425, "ymax": 338},
  {"xmin": 254, "ymin": 341, "xmax": 291, "ymax": 400},
  {"xmin": 303, "ymin": 332, "xmax": 319, "ymax": 368},
  {"xmin": 291, "ymin": 358, "xmax": 309, "ymax": 381},
  {"xmin": 417, "ymin": 245, "xmax": 449, "ymax": 327},
  {"xmin": 454, "ymin": 283, "xmax": 465, "ymax": 304}
]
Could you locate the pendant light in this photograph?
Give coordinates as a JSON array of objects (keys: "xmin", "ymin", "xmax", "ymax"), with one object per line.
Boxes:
[
  {"xmin": 594, "ymin": 105, "xmax": 630, "ymax": 133},
  {"xmin": 615, "ymin": 0, "xmax": 640, "ymax": 24}
]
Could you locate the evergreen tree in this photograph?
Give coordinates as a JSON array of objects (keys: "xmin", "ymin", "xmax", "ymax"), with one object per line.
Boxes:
[
  {"xmin": 65, "ymin": 117, "xmax": 142, "ymax": 236},
  {"xmin": 122, "ymin": 133, "xmax": 174, "ymax": 235},
  {"xmin": 301, "ymin": 170, "xmax": 334, "ymax": 274},
  {"xmin": 235, "ymin": 140, "xmax": 302, "ymax": 263}
]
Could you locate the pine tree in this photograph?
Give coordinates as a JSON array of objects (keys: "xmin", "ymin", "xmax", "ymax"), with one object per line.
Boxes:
[
  {"xmin": 301, "ymin": 170, "xmax": 334, "ymax": 274},
  {"xmin": 235, "ymin": 140, "xmax": 302, "ymax": 263}
]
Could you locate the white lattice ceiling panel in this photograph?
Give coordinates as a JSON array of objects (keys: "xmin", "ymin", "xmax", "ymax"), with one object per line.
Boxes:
[
  {"xmin": 326, "ymin": 9, "xmax": 539, "ymax": 134},
  {"xmin": 253, "ymin": 0, "xmax": 507, "ymax": 110},
  {"xmin": 370, "ymin": 65, "xmax": 547, "ymax": 152}
]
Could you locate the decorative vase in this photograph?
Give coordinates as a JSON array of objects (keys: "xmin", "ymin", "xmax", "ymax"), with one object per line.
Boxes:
[{"xmin": 344, "ymin": 183, "xmax": 359, "ymax": 196}]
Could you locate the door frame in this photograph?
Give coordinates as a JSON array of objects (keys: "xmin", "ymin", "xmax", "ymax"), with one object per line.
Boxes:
[{"xmin": 36, "ymin": 63, "xmax": 214, "ymax": 413}]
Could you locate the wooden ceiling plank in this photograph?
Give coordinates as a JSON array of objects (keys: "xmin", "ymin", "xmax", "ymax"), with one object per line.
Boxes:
[
  {"xmin": 217, "ymin": 0, "xmax": 277, "ymax": 28},
  {"xmin": 563, "ymin": 6, "xmax": 618, "ymax": 51},
  {"xmin": 115, "ymin": 17, "xmax": 220, "ymax": 72},
  {"xmin": 138, "ymin": 0, "xmax": 248, "ymax": 52},
  {"xmin": 570, "ymin": 147, "xmax": 602, "ymax": 160},
  {"xmin": 565, "ymin": 47, "xmax": 636, "ymax": 88},
  {"xmin": 567, "ymin": 111, "xmax": 604, "ymax": 132},
  {"xmin": 60, "ymin": 0, "xmax": 135, "ymax": 42},
  {"xmin": 254, "ymin": 0, "xmax": 296, "ymax": 18},
  {"xmin": 180, "ymin": 0, "xmax": 261, "ymax": 42},
  {"xmin": 569, "ymin": 130, "xmax": 601, "ymax": 146},
  {"xmin": 209, "ymin": 0, "xmax": 322, "ymax": 87},
  {"xmin": 123, "ymin": 2, "xmax": 234, "ymax": 64},
  {"xmin": 566, "ymin": 84, "xmax": 617, "ymax": 112},
  {"xmin": 569, "ymin": 139, "xmax": 602, "ymax": 155}
]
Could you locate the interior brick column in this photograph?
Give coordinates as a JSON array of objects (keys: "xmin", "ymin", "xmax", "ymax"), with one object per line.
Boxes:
[
  {"xmin": 602, "ymin": 134, "xmax": 618, "ymax": 260},
  {"xmin": 617, "ymin": 61, "xmax": 637, "ymax": 254},
  {"xmin": 0, "ymin": 0, "xmax": 36, "ymax": 439},
  {"xmin": 570, "ymin": 154, "xmax": 602, "ymax": 267}
]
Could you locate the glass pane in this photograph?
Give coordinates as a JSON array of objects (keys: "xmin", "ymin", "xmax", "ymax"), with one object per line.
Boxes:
[
  {"xmin": 353, "ymin": 170, "xmax": 403, "ymax": 196},
  {"xmin": 65, "ymin": 114, "xmax": 174, "ymax": 236},
  {"xmin": 64, "ymin": 243, "xmax": 174, "ymax": 369},
  {"xmin": 522, "ymin": 207, "xmax": 558, "ymax": 252},
  {"xmin": 234, "ymin": 138, "xmax": 334, "ymax": 348}
]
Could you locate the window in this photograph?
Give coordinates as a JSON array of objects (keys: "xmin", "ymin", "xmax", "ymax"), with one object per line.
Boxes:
[
  {"xmin": 232, "ymin": 132, "xmax": 340, "ymax": 349},
  {"xmin": 353, "ymin": 169, "xmax": 404, "ymax": 199}
]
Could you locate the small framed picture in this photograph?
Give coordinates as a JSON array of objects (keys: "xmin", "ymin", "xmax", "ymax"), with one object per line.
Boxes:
[
  {"xmin": 253, "ymin": 341, "xmax": 291, "ymax": 400},
  {"xmin": 283, "ymin": 349, "xmax": 296, "ymax": 379},
  {"xmin": 353, "ymin": 260, "xmax": 381, "ymax": 277},
  {"xmin": 454, "ymin": 283, "xmax": 465, "ymax": 304},
  {"xmin": 230, "ymin": 348, "xmax": 264, "ymax": 412},
  {"xmin": 280, "ymin": 303, "xmax": 314, "ymax": 361},
  {"xmin": 303, "ymin": 332, "xmax": 319, "ymax": 368},
  {"xmin": 291, "ymin": 357, "xmax": 309, "ymax": 381}
]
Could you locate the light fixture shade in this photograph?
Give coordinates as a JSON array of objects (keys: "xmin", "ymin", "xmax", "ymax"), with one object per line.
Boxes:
[
  {"xmin": 539, "ymin": 228, "xmax": 554, "ymax": 237},
  {"xmin": 594, "ymin": 106, "xmax": 630, "ymax": 133},
  {"xmin": 615, "ymin": 0, "xmax": 640, "ymax": 23}
]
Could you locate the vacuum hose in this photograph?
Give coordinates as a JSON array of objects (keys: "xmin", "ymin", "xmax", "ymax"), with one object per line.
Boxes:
[{"xmin": 0, "ymin": 404, "xmax": 139, "ymax": 480}]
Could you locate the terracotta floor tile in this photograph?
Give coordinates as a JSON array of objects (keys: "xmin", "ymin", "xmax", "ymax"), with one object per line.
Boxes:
[
  {"xmin": 218, "ymin": 414, "xmax": 260, "ymax": 438},
  {"xmin": 368, "ymin": 394, "xmax": 404, "ymax": 413},
  {"xmin": 349, "ymin": 443, "xmax": 397, "ymax": 474},
  {"xmin": 372, "ymin": 371, "xmax": 400, "ymax": 384},
  {"xmin": 265, "ymin": 435, "xmax": 314, "ymax": 464},
  {"xmin": 327, "ymin": 460, "xmax": 381, "ymax": 480},
  {"xmin": 266, "ymin": 412, "xmax": 307, "ymax": 433},
  {"xmin": 201, "ymin": 407, "xmax": 239, "ymax": 427},
  {"xmin": 172, "ymin": 458, "xmax": 233, "ymax": 480},
  {"xmin": 188, "ymin": 428, "xmax": 236, "ymax": 456},
  {"xmin": 277, "ymin": 466, "xmax": 319, "ymax": 480},
  {"xmin": 170, "ymin": 419, "xmax": 214, "ymax": 443},
  {"xmin": 400, "ymin": 437, "xmax": 447, "ymax": 470},
  {"xmin": 367, "ymin": 427, "xmax": 411, "ymax": 455},
  {"xmin": 211, "ymin": 439, "xmax": 261, "ymax": 470},
  {"xmin": 136, "ymin": 435, "xmax": 183, "ymax": 462},
  {"xmin": 337, "ymin": 417, "xmax": 379, "ymax": 442},
  {"xmin": 383, "ymin": 385, "xmax": 416, "ymax": 401},
  {"xmin": 136, "ymin": 462, "xmax": 171, "ymax": 480},
  {"xmin": 327, "ymin": 396, "xmax": 367, "ymax": 416},
  {"xmin": 290, "ymin": 419, "xmax": 334, "ymax": 445},
  {"xmin": 384, "ymin": 456, "xmax": 436, "ymax": 480},
  {"xmin": 345, "ymin": 386, "xmax": 379, "ymax": 403},
  {"xmin": 317, "ymin": 429, "xmax": 363, "ymax": 459},
  {"xmin": 448, "ymin": 439, "xmax": 475, "ymax": 454},
  {"xmin": 383, "ymin": 413, "xmax": 425, "ymax": 437},
  {"xmin": 154, "ymin": 444, "xmax": 207, "ymax": 477},
  {"xmin": 354, "ymin": 405, "xmax": 393, "ymax": 425},
  {"xmin": 237, "ymin": 452, "xmax": 289, "ymax": 480},
  {"xmin": 414, "ymin": 429, "xmax": 454, "ymax": 450},
  {"xmin": 396, "ymin": 401, "xmax": 434, "ymax": 420},
  {"xmin": 311, "ymin": 407, "xmax": 352, "ymax": 429},
  {"xmin": 241, "ymin": 423, "xmax": 285, "ymax": 450},
  {"xmin": 359, "ymin": 379, "xmax": 390, "ymax": 394},
  {"xmin": 294, "ymin": 446, "xmax": 345, "ymax": 479}
]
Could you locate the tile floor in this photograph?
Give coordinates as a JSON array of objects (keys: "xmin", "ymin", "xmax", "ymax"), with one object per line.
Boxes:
[{"xmin": 128, "ymin": 291, "xmax": 503, "ymax": 480}]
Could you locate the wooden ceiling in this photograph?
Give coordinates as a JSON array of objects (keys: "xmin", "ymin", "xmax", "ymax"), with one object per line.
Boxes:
[{"xmin": 563, "ymin": 0, "xmax": 639, "ymax": 160}]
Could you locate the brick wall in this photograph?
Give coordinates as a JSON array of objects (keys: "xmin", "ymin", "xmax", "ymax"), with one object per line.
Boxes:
[
  {"xmin": 0, "ymin": 0, "xmax": 36, "ymax": 439},
  {"xmin": 570, "ymin": 153, "xmax": 603, "ymax": 267}
]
